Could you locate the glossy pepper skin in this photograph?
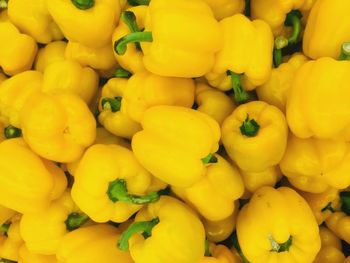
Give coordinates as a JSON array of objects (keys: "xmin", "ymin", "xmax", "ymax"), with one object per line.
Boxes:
[
  {"xmin": 326, "ymin": 212, "xmax": 350, "ymax": 245},
  {"xmin": 0, "ymin": 216, "xmax": 23, "ymax": 261},
  {"xmin": 8, "ymin": 0, "xmax": 63, "ymax": 43},
  {"xmin": 132, "ymin": 105, "xmax": 221, "ymax": 187},
  {"xmin": 202, "ymin": 0, "xmax": 245, "ymax": 20},
  {"xmin": 47, "ymin": 0, "xmax": 121, "ymax": 48},
  {"xmin": 237, "ymin": 187, "xmax": 321, "ymax": 263},
  {"xmin": 20, "ymin": 92, "xmax": 96, "ymax": 163},
  {"xmin": 222, "ymin": 101, "xmax": 288, "ymax": 173},
  {"xmin": 0, "ymin": 12, "xmax": 37, "ymax": 76},
  {"xmin": 200, "ymin": 243, "xmax": 240, "ymax": 263},
  {"xmin": 18, "ymin": 245, "xmax": 57, "ymax": 263},
  {"xmin": 280, "ymin": 134, "xmax": 350, "ymax": 193},
  {"xmin": 57, "ymin": 224, "xmax": 133, "ymax": 263},
  {"xmin": 118, "ymin": 196, "xmax": 205, "ymax": 263},
  {"xmin": 0, "ymin": 138, "xmax": 67, "ymax": 213},
  {"xmin": 34, "ymin": 41, "xmax": 67, "ymax": 73},
  {"xmin": 287, "ymin": 58, "xmax": 350, "ymax": 141}
]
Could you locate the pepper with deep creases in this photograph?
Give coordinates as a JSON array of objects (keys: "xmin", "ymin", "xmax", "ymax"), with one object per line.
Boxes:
[
  {"xmin": 0, "ymin": 216, "xmax": 23, "ymax": 262},
  {"xmin": 200, "ymin": 242, "xmax": 240, "ymax": 263},
  {"xmin": 34, "ymin": 41, "xmax": 67, "ymax": 73},
  {"xmin": 202, "ymin": 0, "xmax": 245, "ymax": 20},
  {"xmin": 132, "ymin": 105, "xmax": 221, "ymax": 187}
]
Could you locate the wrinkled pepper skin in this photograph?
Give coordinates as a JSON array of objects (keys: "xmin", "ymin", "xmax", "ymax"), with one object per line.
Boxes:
[
  {"xmin": 34, "ymin": 41, "xmax": 67, "ymax": 73},
  {"xmin": 20, "ymin": 92, "xmax": 96, "ymax": 163},
  {"xmin": 256, "ymin": 53, "xmax": 309, "ymax": 112},
  {"xmin": 18, "ymin": 245, "xmax": 57, "ymax": 263},
  {"xmin": 200, "ymin": 243, "xmax": 239, "ymax": 263},
  {"xmin": 0, "ymin": 138, "xmax": 67, "ymax": 213},
  {"xmin": 8, "ymin": 0, "xmax": 63, "ymax": 43},
  {"xmin": 202, "ymin": 0, "xmax": 245, "ymax": 20},
  {"xmin": 0, "ymin": 12, "xmax": 37, "ymax": 76},
  {"xmin": 237, "ymin": 187, "xmax": 321, "ymax": 263},
  {"xmin": 57, "ymin": 224, "xmax": 133, "ymax": 263},
  {"xmin": 172, "ymin": 154, "xmax": 243, "ymax": 221},
  {"xmin": 287, "ymin": 58, "xmax": 350, "ymax": 141},
  {"xmin": 42, "ymin": 60, "xmax": 99, "ymax": 104},
  {"xmin": 280, "ymin": 134, "xmax": 350, "ymax": 193},
  {"xmin": 326, "ymin": 212, "xmax": 350, "ymax": 245},
  {"xmin": 48, "ymin": 0, "xmax": 121, "ymax": 48},
  {"xmin": 303, "ymin": 0, "xmax": 350, "ymax": 59},
  {"xmin": 132, "ymin": 105, "xmax": 220, "ymax": 187},
  {"xmin": 222, "ymin": 101, "xmax": 288, "ymax": 173},
  {"xmin": 0, "ymin": 216, "xmax": 23, "ymax": 261}
]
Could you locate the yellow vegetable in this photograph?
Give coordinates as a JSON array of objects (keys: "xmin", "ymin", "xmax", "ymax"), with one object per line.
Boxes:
[
  {"xmin": 0, "ymin": 216, "xmax": 23, "ymax": 261},
  {"xmin": 200, "ymin": 243, "xmax": 240, "ymax": 263},
  {"xmin": 326, "ymin": 212, "xmax": 350, "ymax": 245},
  {"xmin": 202, "ymin": 0, "xmax": 245, "ymax": 20},
  {"xmin": 18, "ymin": 245, "xmax": 57, "ymax": 263},
  {"xmin": 34, "ymin": 41, "xmax": 67, "ymax": 73},
  {"xmin": 0, "ymin": 206, "xmax": 15, "ymax": 226}
]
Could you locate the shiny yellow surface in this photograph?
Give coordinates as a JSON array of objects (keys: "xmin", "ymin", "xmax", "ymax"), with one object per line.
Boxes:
[
  {"xmin": 18, "ymin": 245, "xmax": 58, "ymax": 263},
  {"xmin": 202, "ymin": 0, "xmax": 244, "ymax": 20},
  {"xmin": 326, "ymin": 212, "xmax": 350, "ymax": 245},
  {"xmin": 35, "ymin": 41, "xmax": 67, "ymax": 73},
  {"xmin": 200, "ymin": 243, "xmax": 240, "ymax": 263}
]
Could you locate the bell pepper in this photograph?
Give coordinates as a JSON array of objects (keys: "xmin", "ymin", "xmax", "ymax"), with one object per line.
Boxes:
[
  {"xmin": 0, "ymin": 216, "xmax": 23, "ymax": 262},
  {"xmin": 0, "ymin": 12, "xmax": 37, "ymax": 76},
  {"xmin": 98, "ymin": 77, "xmax": 142, "ymax": 139},
  {"xmin": 20, "ymin": 190, "xmax": 90, "ymax": 255},
  {"xmin": 0, "ymin": 206, "xmax": 14, "ymax": 227},
  {"xmin": 237, "ymin": 187, "xmax": 321, "ymax": 263},
  {"xmin": 114, "ymin": 0, "xmax": 221, "ymax": 78},
  {"xmin": 18, "ymin": 245, "xmax": 57, "ymax": 263},
  {"xmin": 222, "ymin": 101, "xmax": 288, "ymax": 173},
  {"xmin": 47, "ymin": 0, "xmax": 121, "ymax": 48},
  {"xmin": 132, "ymin": 105, "xmax": 221, "ymax": 187},
  {"xmin": 117, "ymin": 196, "xmax": 205, "ymax": 263},
  {"xmin": 0, "ymin": 138, "xmax": 67, "ymax": 213},
  {"xmin": 57, "ymin": 224, "xmax": 133, "ymax": 263},
  {"xmin": 195, "ymin": 82, "xmax": 236, "ymax": 125},
  {"xmin": 202, "ymin": 0, "xmax": 245, "ymax": 20},
  {"xmin": 286, "ymin": 56, "xmax": 350, "ymax": 141},
  {"xmin": 326, "ymin": 212, "xmax": 350, "ymax": 245},
  {"xmin": 72, "ymin": 144, "xmax": 162, "ymax": 223},
  {"xmin": 200, "ymin": 243, "xmax": 239, "ymax": 263},
  {"xmin": 34, "ymin": 41, "xmax": 67, "ymax": 73},
  {"xmin": 7, "ymin": 0, "xmax": 63, "ymax": 43},
  {"xmin": 280, "ymin": 134, "xmax": 350, "ymax": 193},
  {"xmin": 20, "ymin": 92, "xmax": 96, "ymax": 163},
  {"xmin": 256, "ymin": 53, "xmax": 309, "ymax": 112},
  {"xmin": 205, "ymin": 14, "xmax": 273, "ymax": 104},
  {"xmin": 0, "ymin": 73, "xmax": 7, "ymax": 85}
]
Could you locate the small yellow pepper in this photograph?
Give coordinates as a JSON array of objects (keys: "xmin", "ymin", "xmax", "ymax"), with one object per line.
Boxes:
[
  {"xmin": 34, "ymin": 41, "xmax": 67, "ymax": 73},
  {"xmin": 20, "ymin": 92, "xmax": 96, "ymax": 163},
  {"xmin": 222, "ymin": 101, "xmax": 288, "ymax": 173},
  {"xmin": 0, "ymin": 216, "xmax": 23, "ymax": 262},
  {"xmin": 18, "ymin": 245, "xmax": 57, "ymax": 263},
  {"xmin": 132, "ymin": 105, "xmax": 221, "ymax": 187},
  {"xmin": 280, "ymin": 134, "xmax": 350, "ymax": 193},
  {"xmin": 237, "ymin": 187, "xmax": 321, "ymax": 263},
  {"xmin": 118, "ymin": 196, "xmax": 205, "ymax": 263},
  {"xmin": 200, "ymin": 243, "xmax": 239, "ymax": 263},
  {"xmin": 8, "ymin": 0, "xmax": 63, "ymax": 43},
  {"xmin": 57, "ymin": 224, "xmax": 133, "ymax": 263},
  {"xmin": 47, "ymin": 0, "xmax": 121, "ymax": 48},
  {"xmin": 202, "ymin": 0, "xmax": 245, "ymax": 20}
]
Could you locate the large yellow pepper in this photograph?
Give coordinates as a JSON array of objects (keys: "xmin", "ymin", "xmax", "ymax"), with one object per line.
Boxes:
[
  {"xmin": 34, "ymin": 41, "xmax": 67, "ymax": 73},
  {"xmin": 0, "ymin": 12, "xmax": 37, "ymax": 76},
  {"xmin": 114, "ymin": 0, "xmax": 221, "ymax": 78},
  {"xmin": 132, "ymin": 105, "xmax": 220, "ymax": 187},
  {"xmin": 256, "ymin": 53, "xmax": 309, "ymax": 112},
  {"xmin": 47, "ymin": 0, "xmax": 121, "ymax": 48},
  {"xmin": 280, "ymin": 134, "xmax": 350, "ymax": 193},
  {"xmin": 237, "ymin": 187, "xmax": 321, "ymax": 263},
  {"xmin": 200, "ymin": 243, "xmax": 240, "ymax": 263},
  {"xmin": 20, "ymin": 92, "xmax": 96, "ymax": 163},
  {"xmin": 57, "ymin": 224, "xmax": 133, "ymax": 263},
  {"xmin": 202, "ymin": 0, "xmax": 245, "ymax": 20},
  {"xmin": 8, "ymin": 0, "xmax": 63, "ymax": 43},
  {"xmin": 72, "ymin": 144, "xmax": 162, "ymax": 223},
  {"xmin": 118, "ymin": 196, "xmax": 205, "ymax": 263},
  {"xmin": 0, "ymin": 138, "xmax": 67, "ymax": 213},
  {"xmin": 18, "ymin": 245, "xmax": 57, "ymax": 263},
  {"xmin": 287, "ymin": 57, "xmax": 350, "ymax": 141},
  {"xmin": 222, "ymin": 101, "xmax": 288, "ymax": 173},
  {"xmin": 0, "ymin": 216, "xmax": 23, "ymax": 262}
]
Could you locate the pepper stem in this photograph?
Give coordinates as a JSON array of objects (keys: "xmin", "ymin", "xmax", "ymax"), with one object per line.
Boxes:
[
  {"xmin": 339, "ymin": 42, "xmax": 350, "ymax": 61},
  {"xmin": 240, "ymin": 115, "xmax": 260, "ymax": 137},
  {"xmin": 118, "ymin": 218, "xmax": 160, "ymax": 251},
  {"xmin": 127, "ymin": 0, "xmax": 150, "ymax": 6},
  {"xmin": 115, "ymin": 68, "xmax": 132, "ymax": 78},
  {"xmin": 273, "ymin": 37, "xmax": 288, "ymax": 68},
  {"xmin": 269, "ymin": 235, "xmax": 293, "ymax": 253},
  {"xmin": 4, "ymin": 125, "xmax": 22, "ymax": 139},
  {"xmin": 122, "ymin": 11, "xmax": 142, "ymax": 51},
  {"xmin": 321, "ymin": 202, "xmax": 335, "ymax": 213},
  {"xmin": 0, "ymin": 223, "xmax": 10, "ymax": 236},
  {"xmin": 101, "ymin": 97, "xmax": 122, "ymax": 112},
  {"xmin": 227, "ymin": 71, "xmax": 249, "ymax": 104},
  {"xmin": 65, "ymin": 213, "xmax": 89, "ymax": 231},
  {"xmin": 202, "ymin": 154, "xmax": 218, "ymax": 164},
  {"xmin": 284, "ymin": 10, "xmax": 302, "ymax": 45},
  {"xmin": 114, "ymin": 32, "xmax": 153, "ymax": 55},
  {"xmin": 107, "ymin": 179, "xmax": 160, "ymax": 205},
  {"xmin": 204, "ymin": 239, "xmax": 212, "ymax": 257},
  {"xmin": 71, "ymin": 0, "xmax": 94, "ymax": 9},
  {"xmin": 0, "ymin": 0, "xmax": 8, "ymax": 8},
  {"xmin": 340, "ymin": 191, "xmax": 350, "ymax": 215}
]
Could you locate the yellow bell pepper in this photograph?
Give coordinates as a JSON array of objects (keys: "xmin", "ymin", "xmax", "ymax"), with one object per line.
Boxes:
[
  {"xmin": 326, "ymin": 212, "xmax": 350, "ymax": 245},
  {"xmin": 18, "ymin": 245, "xmax": 57, "ymax": 263},
  {"xmin": 98, "ymin": 77, "xmax": 141, "ymax": 139},
  {"xmin": 172, "ymin": 154, "xmax": 243, "ymax": 221},
  {"xmin": 34, "ymin": 41, "xmax": 67, "ymax": 73},
  {"xmin": 57, "ymin": 224, "xmax": 133, "ymax": 263},
  {"xmin": 20, "ymin": 190, "xmax": 89, "ymax": 255},
  {"xmin": 202, "ymin": 0, "xmax": 245, "ymax": 20},
  {"xmin": 280, "ymin": 134, "xmax": 350, "ymax": 193},
  {"xmin": 20, "ymin": 92, "xmax": 96, "ymax": 163},
  {"xmin": 72, "ymin": 144, "xmax": 162, "ymax": 223},
  {"xmin": 195, "ymin": 82, "xmax": 236, "ymax": 125},
  {"xmin": 0, "ymin": 138, "xmax": 67, "ymax": 213},
  {"xmin": 0, "ymin": 12, "xmax": 37, "ymax": 76},
  {"xmin": 256, "ymin": 53, "xmax": 309, "ymax": 112},
  {"xmin": 114, "ymin": 0, "xmax": 221, "ymax": 78},
  {"xmin": 132, "ymin": 105, "xmax": 221, "ymax": 187},
  {"xmin": 0, "ymin": 206, "xmax": 14, "ymax": 227},
  {"xmin": 117, "ymin": 196, "xmax": 205, "ymax": 263},
  {"xmin": 0, "ymin": 216, "xmax": 23, "ymax": 262},
  {"xmin": 8, "ymin": 0, "xmax": 63, "ymax": 43},
  {"xmin": 47, "ymin": 0, "xmax": 121, "ymax": 48},
  {"xmin": 237, "ymin": 187, "xmax": 321, "ymax": 263},
  {"xmin": 0, "ymin": 72, "xmax": 7, "ymax": 85},
  {"xmin": 286, "ymin": 57, "xmax": 350, "ymax": 141},
  {"xmin": 200, "ymin": 243, "xmax": 239, "ymax": 263},
  {"xmin": 222, "ymin": 101, "xmax": 288, "ymax": 173}
]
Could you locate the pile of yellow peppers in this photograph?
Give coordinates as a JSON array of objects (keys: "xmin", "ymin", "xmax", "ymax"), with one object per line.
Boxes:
[{"xmin": 1, "ymin": 0, "xmax": 350, "ymax": 262}]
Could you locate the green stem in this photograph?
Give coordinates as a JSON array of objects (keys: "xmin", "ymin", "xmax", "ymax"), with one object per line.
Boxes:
[
  {"xmin": 71, "ymin": 0, "xmax": 94, "ymax": 9},
  {"xmin": 227, "ymin": 71, "xmax": 249, "ymax": 104},
  {"xmin": 65, "ymin": 213, "xmax": 89, "ymax": 231},
  {"xmin": 273, "ymin": 37, "xmax": 288, "ymax": 68},
  {"xmin": 0, "ymin": 259, "xmax": 16, "ymax": 263},
  {"xmin": 0, "ymin": 223, "xmax": 10, "ymax": 237},
  {"xmin": 240, "ymin": 115, "xmax": 260, "ymax": 137},
  {"xmin": 339, "ymin": 42, "xmax": 350, "ymax": 61},
  {"xmin": 115, "ymin": 68, "xmax": 132, "ymax": 78},
  {"xmin": 340, "ymin": 191, "xmax": 350, "ymax": 215},
  {"xmin": 201, "ymin": 154, "xmax": 218, "ymax": 164},
  {"xmin": 121, "ymin": 11, "xmax": 142, "ymax": 51},
  {"xmin": 118, "ymin": 218, "xmax": 160, "ymax": 251},
  {"xmin": 284, "ymin": 10, "xmax": 302, "ymax": 45},
  {"xmin": 269, "ymin": 235, "xmax": 293, "ymax": 253},
  {"xmin": 321, "ymin": 202, "xmax": 335, "ymax": 213},
  {"xmin": 4, "ymin": 125, "xmax": 22, "ymax": 139},
  {"xmin": 0, "ymin": 0, "xmax": 8, "ymax": 8},
  {"xmin": 231, "ymin": 232, "xmax": 251, "ymax": 263},
  {"xmin": 101, "ymin": 97, "xmax": 122, "ymax": 112},
  {"xmin": 127, "ymin": 0, "xmax": 150, "ymax": 6},
  {"xmin": 204, "ymin": 239, "xmax": 212, "ymax": 257},
  {"xmin": 114, "ymin": 32, "xmax": 153, "ymax": 55},
  {"xmin": 107, "ymin": 179, "xmax": 160, "ymax": 205}
]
